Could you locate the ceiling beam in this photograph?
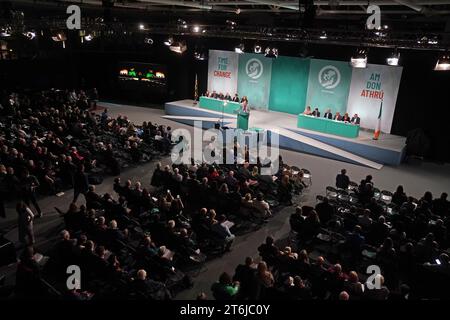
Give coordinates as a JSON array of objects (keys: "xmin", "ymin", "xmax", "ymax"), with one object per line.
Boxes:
[{"xmin": 245, "ymin": 0, "xmax": 299, "ymax": 10}]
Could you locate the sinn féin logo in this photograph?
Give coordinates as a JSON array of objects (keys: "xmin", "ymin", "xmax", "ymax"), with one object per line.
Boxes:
[
  {"xmin": 246, "ymin": 58, "xmax": 264, "ymax": 80},
  {"xmin": 318, "ymin": 65, "xmax": 341, "ymax": 89}
]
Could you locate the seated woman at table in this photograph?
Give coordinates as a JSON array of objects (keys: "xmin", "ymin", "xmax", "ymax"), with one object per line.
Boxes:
[
  {"xmin": 342, "ymin": 113, "xmax": 351, "ymax": 122},
  {"xmin": 204, "ymin": 91, "xmax": 210, "ymax": 97},
  {"xmin": 334, "ymin": 112, "xmax": 342, "ymax": 121},
  {"xmin": 303, "ymin": 106, "xmax": 312, "ymax": 116}
]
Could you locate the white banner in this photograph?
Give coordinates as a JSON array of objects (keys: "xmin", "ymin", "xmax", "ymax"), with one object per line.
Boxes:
[
  {"xmin": 207, "ymin": 50, "xmax": 239, "ymax": 96},
  {"xmin": 346, "ymin": 64, "xmax": 403, "ymax": 133}
]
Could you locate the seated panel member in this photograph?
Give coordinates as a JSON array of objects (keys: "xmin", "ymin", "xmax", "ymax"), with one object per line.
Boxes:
[
  {"xmin": 324, "ymin": 108, "xmax": 333, "ymax": 119},
  {"xmin": 224, "ymin": 93, "xmax": 232, "ymax": 101},
  {"xmin": 334, "ymin": 112, "xmax": 342, "ymax": 121},
  {"xmin": 232, "ymin": 94, "xmax": 240, "ymax": 102},
  {"xmin": 218, "ymin": 92, "xmax": 225, "ymax": 100},
  {"xmin": 342, "ymin": 113, "xmax": 351, "ymax": 122},
  {"xmin": 303, "ymin": 106, "xmax": 312, "ymax": 116},
  {"xmin": 351, "ymin": 113, "xmax": 361, "ymax": 125},
  {"xmin": 204, "ymin": 91, "xmax": 210, "ymax": 97},
  {"xmin": 211, "ymin": 90, "xmax": 218, "ymax": 99},
  {"xmin": 312, "ymin": 108, "xmax": 320, "ymax": 117}
]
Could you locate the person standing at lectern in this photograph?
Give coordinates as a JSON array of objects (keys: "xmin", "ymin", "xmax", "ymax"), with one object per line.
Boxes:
[
  {"xmin": 241, "ymin": 96, "xmax": 249, "ymax": 113},
  {"xmin": 351, "ymin": 114, "xmax": 361, "ymax": 125},
  {"xmin": 312, "ymin": 108, "xmax": 321, "ymax": 117},
  {"xmin": 324, "ymin": 109, "xmax": 333, "ymax": 119},
  {"xmin": 303, "ymin": 106, "xmax": 312, "ymax": 115},
  {"xmin": 334, "ymin": 112, "xmax": 342, "ymax": 121}
]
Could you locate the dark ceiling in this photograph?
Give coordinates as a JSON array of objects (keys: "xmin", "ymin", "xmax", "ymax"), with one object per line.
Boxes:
[{"xmin": 1, "ymin": 0, "xmax": 450, "ymax": 50}]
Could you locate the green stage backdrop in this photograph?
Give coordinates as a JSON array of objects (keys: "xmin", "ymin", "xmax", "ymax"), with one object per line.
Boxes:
[
  {"xmin": 268, "ymin": 57, "xmax": 310, "ymax": 114},
  {"xmin": 237, "ymin": 53, "xmax": 273, "ymax": 110},
  {"xmin": 305, "ymin": 59, "xmax": 352, "ymax": 115}
]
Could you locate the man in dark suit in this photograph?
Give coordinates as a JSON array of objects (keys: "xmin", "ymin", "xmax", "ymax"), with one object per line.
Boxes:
[
  {"xmin": 312, "ymin": 108, "xmax": 320, "ymax": 117},
  {"xmin": 336, "ymin": 169, "xmax": 350, "ymax": 190},
  {"xmin": 232, "ymin": 94, "xmax": 239, "ymax": 102},
  {"xmin": 323, "ymin": 108, "xmax": 333, "ymax": 119},
  {"xmin": 224, "ymin": 93, "xmax": 232, "ymax": 101},
  {"xmin": 351, "ymin": 113, "xmax": 361, "ymax": 125}
]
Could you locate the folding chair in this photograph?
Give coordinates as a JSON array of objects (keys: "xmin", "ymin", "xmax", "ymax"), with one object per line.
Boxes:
[
  {"xmin": 301, "ymin": 168, "xmax": 312, "ymax": 186},
  {"xmin": 326, "ymin": 186, "xmax": 338, "ymax": 199},
  {"xmin": 381, "ymin": 190, "xmax": 393, "ymax": 203}
]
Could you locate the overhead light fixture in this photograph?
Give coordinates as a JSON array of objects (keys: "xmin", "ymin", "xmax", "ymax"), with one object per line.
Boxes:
[
  {"xmin": 264, "ymin": 47, "xmax": 278, "ymax": 58},
  {"xmin": 434, "ymin": 54, "xmax": 450, "ymax": 71},
  {"xmin": 387, "ymin": 50, "xmax": 400, "ymax": 66},
  {"xmin": 139, "ymin": 24, "xmax": 145, "ymax": 30},
  {"xmin": 350, "ymin": 48, "xmax": 368, "ymax": 68},
  {"xmin": 164, "ymin": 36, "xmax": 173, "ymax": 46},
  {"xmin": 226, "ymin": 20, "xmax": 237, "ymax": 29},
  {"xmin": 254, "ymin": 44, "xmax": 262, "ymax": 54},
  {"xmin": 177, "ymin": 18, "xmax": 188, "ymax": 29},
  {"xmin": 0, "ymin": 27, "xmax": 12, "ymax": 37},
  {"xmin": 428, "ymin": 36, "xmax": 439, "ymax": 45},
  {"xmin": 319, "ymin": 31, "xmax": 327, "ymax": 40},
  {"xmin": 144, "ymin": 37, "xmax": 154, "ymax": 45},
  {"xmin": 235, "ymin": 43, "xmax": 245, "ymax": 54},
  {"xmin": 192, "ymin": 25, "xmax": 201, "ymax": 33},
  {"xmin": 169, "ymin": 41, "xmax": 187, "ymax": 54},
  {"xmin": 23, "ymin": 31, "xmax": 36, "ymax": 40}
]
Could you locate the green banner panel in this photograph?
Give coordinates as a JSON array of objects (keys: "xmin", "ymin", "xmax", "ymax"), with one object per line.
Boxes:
[
  {"xmin": 268, "ymin": 57, "xmax": 310, "ymax": 115},
  {"xmin": 237, "ymin": 53, "xmax": 273, "ymax": 110},
  {"xmin": 305, "ymin": 59, "xmax": 352, "ymax": 116}
]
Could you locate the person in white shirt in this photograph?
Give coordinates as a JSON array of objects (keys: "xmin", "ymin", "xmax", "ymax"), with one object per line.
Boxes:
[{"xmin": 253, "ymin": 193, "xmax": 272, "ymax": 219}]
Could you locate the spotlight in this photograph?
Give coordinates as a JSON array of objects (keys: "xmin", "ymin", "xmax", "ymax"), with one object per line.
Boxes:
[
  {"xmin": 164, "ymin": 36, "xmax": 173, "ymax": 46},
  {"xmin": 169, "ymin": 41, "xmax": 187, "ymax": 54},
  {"xmin": 319, "ymin": 31, "xmax": 327, "ymax": 40},
  {"xmin": 428, "ymin": 36, "xmax": 439, "ymax": 45},
  {"xmin": 387, "ymin": 51, "xmax": 400, "ymax": 66},
  {"xmin": 350, "ymin": 48, "xmax": 368, "ymax": 68},
  {"xmin": 144, "ymin": 37, "xmax": 154, "ymax": 45},
  {"xmin": 434, "ymin": 53, "xmax": 450, "ymax": 71},
  {"xmin": 177, "ymin": 19, "xmax": 188, "ymax": 29},
  {"xmin": 192, "ymin": 25, "xmax": 201, "ymax": 33},
  {"xmin": 254, "ymin": 44, "xmax": 262, "ymax": 54},
  {"xmin": 139, "ymin": 24, "xmax": 145, "ymax": 30},
  {"xmin": 235, "ymin": 43, "xmax": 245, "ymax": 54},
  {"xmin": 226, "ymin": 20, "xmax": 237, "ymax": 29},
  {"xmin": 264, "ymin": 47, "xmax": 278, "ymax": 58},
  {"xmin": 194, "ymin": 50, "xmax": 207, "ymax": 61},
  {"xmin": 84, "ymin": 34, "xmax": 94, "ymax": 42},
  {"xmin": 24, "ymin": 31, "xmax": 36, "ymax": 40},
  {"xmin": 51, "ymin": 32, "xmax": 67, "ymax": 42}
]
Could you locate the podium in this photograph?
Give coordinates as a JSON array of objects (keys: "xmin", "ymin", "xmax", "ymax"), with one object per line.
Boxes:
[{"xmin": 237, "ymin": 111, "xmax": 249, "ymax": 130}]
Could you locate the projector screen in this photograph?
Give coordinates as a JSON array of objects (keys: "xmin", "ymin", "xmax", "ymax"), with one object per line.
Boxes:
[{"xmin": 118, "ymin": 61, "xmax": 167, "ymax": 92}]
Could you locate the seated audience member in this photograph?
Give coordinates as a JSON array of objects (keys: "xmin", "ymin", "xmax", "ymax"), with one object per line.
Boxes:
[
  {"xmin": 334, "ymin": 112, "xmax": 342, "ymax": 121},
  {"xmin": 342, "ymin": 113, "xmax": 351, "ymax": 122},
  {"xmin": 211, "ymin": 272, "xmax": 240, "ymax": 300},
  {"xmin": 288, "ymin": 276, "xmax": 312, "ymax": 300},
  {"xmin": 303, "ymin": 106, "xmax": 312, "ymax": 115},
  {"xmin": 392, "ymin": 185, "xmax": 408, "ymax": 207},
  {"xmin": 339, "ymin": 291, "xmax": 350, "ymax": 300},
  {"xmin": 289, "ymin": 206, "xmax": 304, "ymax": 233},
  {"xmin": 315, "ymin": 197, "xmax": 334, "ymax": 224},
  {"xmin": 233, "ymin": 257, "xmax": 257, "ymax": 299},
  {"xmin": 323, "ymin": 108, "xmax": 333, "ymax": 119},
  {"xmin": 210, "ymin": 214, "xmax": 235, "ymax": 251},
  {"xmin": 364, "ymin": 274, "xmax": 390, "ymax": 300},
  {"xmin": 257, "ymin": 236, "xmax": 279, "ymax": 267},
  {"xmin": 312, "ymin": 108, "xmax": 320, "ymax": 117},
  {"xmin": 357, "ymin": 209, "xmax": 373, "ymax": 229},
  {"xmin": 131, "ymin": 269, "xmax": 171, "ymax": 300},
  {"xmin": 255, "ymin": 262, "xmax": 275, "ymax": 299},
  {"xmin": 351, "ymin": 113, "xmax": 361, "ymax": 125},
  {"xmin": 336, "ymin": 169, "xmax": 350, "ymax": 190},
  {"xmin": 432, "ymin": 192, "xmax": 449, "ymax": 217},
  {"xmin": 232, "ymin": 94, "xmax": 240, "ymax": 102},
  {"xmin": 253, "ymin": 193, "xmax": 272, "ymax": 219}
]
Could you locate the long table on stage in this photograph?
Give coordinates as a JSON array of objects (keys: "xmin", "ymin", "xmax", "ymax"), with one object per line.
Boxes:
[
  {"xmin": 199, "ymin": 96, "xmax": 240, "ymax": 114},
  {"xmin": 297, "ymin": 114, "xmax": 360, "ymax": 138}
]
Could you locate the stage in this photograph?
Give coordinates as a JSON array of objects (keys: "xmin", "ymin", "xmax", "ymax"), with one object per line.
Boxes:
[{"xmin": 163, "ymin": 100, "xmax": 407, "ymax": 169}]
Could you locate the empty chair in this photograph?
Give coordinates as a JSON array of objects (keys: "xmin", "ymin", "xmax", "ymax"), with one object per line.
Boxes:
[
  {"xmin": 291, "ymin": 165, "xmax": 301, "ymax": 174},
  {"xmin": 381, "ymin": 190, "xmax": 393, "ymax": 203},
  {"xmin": 326, "ymin": 186, "xmax": 338, "ymax": 199},
  {"xmin": 349, "ymin": 193, "xmax": 358, "ymax": 204},
  {"xmin": 301, "ymin": 168, "xmax": 312, "ymax": 186},
  {"xmin": 348, "ymin": 181, "xmax": 358, "ymax": 191}
]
